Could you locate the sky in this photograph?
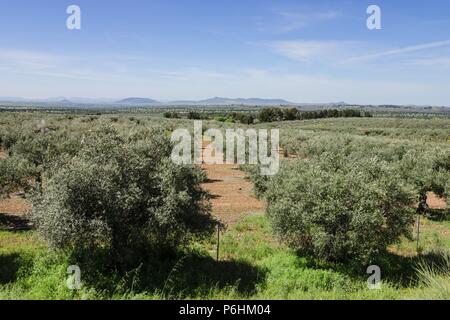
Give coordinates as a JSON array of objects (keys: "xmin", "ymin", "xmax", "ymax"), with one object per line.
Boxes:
[{"xmin": 0, "ymin": 0, "xmax": 450, "ymax": 105}]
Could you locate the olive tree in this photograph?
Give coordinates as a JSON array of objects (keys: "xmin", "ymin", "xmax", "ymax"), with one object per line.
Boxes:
[
  {"xmin": 30, "ymin": 127, "xmax": 215, "ymax": 268},
  {"xmin": 395, "ymin": 148, "xmax": 450, "ymax": 214},
  {"xmin": 265, "ymin": 153, "xmax": 416, "ymax": 265},
  {"xmin": 11, "ymin": 131, "xmax": 81, "ymax": 192},
  {"xmin": 0, "ymin": 156, "xmax": 35, "ymax": 198}
]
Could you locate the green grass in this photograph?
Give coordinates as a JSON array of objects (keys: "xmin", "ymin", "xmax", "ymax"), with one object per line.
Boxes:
[
  {"xmin": 390, "ymin": 212, "xmax": 450, "ymax": 256},
  {"xmin": 0, "ymin": 215, "xmax": 449, "ymax": 300},
  {"xmin": 0, "ymin": 231, "xmax": 44, "ymax": 286}
]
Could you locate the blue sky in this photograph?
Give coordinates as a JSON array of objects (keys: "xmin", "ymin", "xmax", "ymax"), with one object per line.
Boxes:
[{"xmin": 1, "ymin": 0, "xmax": 450, "ymax": 105}]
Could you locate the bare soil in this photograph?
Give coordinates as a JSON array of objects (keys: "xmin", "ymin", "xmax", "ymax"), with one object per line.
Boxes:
[
  {"xmin": 427, "ymin": 192, "xmax": 447, "ymax": 209},
  {"xmin": 201, "ymin": 164, "xmax": 265, "ymax": 226},
  {"xmin": 0, "ymin": 195, "xmax": 31, "ymax": 216},
  {"xmin": 0, "ymin": 195, "xmax": 32, "ymax": 230},
  {"xmin": 199, "ymin": 138, "xmax": 266, "ymax": 226}
]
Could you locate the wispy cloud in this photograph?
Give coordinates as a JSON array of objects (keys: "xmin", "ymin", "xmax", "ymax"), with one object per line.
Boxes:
[
  {"xmin": 255, "ymin": 8, "xmax": 342, "ymax": 33},
  {"xmin": 0, "ymin": 49, "xmax": 65, "ymax": 71},
  {"xmin": 1, "ymin": 48, "xmax": 449, "ymax": 105},
  {"xmin": 268, "ymin": 39, "xmax": 450, "ymax": 71},
  {"xmin": 269, "ymin": 40, "xmax": 362, "ymax": 63},
  {"xmin": 0, "ymin": 48, "xmax": 147, "ymax": 82},
  {"xmin": 145, "ymin": 67, "xmax": 234, "ymax": 81},
  {"xmin": 346, "ymin": 39, "xmax": 450, "ymax": 62}
]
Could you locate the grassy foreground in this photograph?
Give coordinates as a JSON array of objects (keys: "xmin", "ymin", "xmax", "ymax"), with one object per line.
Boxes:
[{"xmin": 0, "ymin": 214, "xmax": 449, "ymax": 300}]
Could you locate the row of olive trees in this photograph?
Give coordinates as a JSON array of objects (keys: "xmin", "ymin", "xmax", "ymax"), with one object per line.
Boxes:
[{"xmin": 1, "ymin": 113, "xmax": 217, "ymax": 271}]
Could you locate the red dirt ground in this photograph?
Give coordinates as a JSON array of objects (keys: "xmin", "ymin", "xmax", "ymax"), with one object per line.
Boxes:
[
  {"xmin": 0, "ymin": 195, "xmax": 32, "ymax": 216},
  {"xmin": 199, "ymin": 139, "xmax": 265, "ymax": 226},
  {"xmin": 0, "ymin": 195, "xmax": 32, "ymax": 230},
  {"xmin": 201, "ymin": 164, "xmax": 265, "ymax": 226},
  {"xmin": 427, "ymin": 192, "xmax": 447, "ymax": 210}
]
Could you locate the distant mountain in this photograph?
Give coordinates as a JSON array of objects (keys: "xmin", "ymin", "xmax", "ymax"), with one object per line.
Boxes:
[
  {"xmin": 67, "ymin": 97, "xmax": 117, "ymax": 104},
  {"xmin": 171, "ymin": 97, "xmax": 293, "ymax": 106},
  {"xmin": 115, "ymin": 97, "xmax": 160, "ymax": 105},
  {"xmin": 0, "ymin": 96, "xmax": 291, "ymax": 107},
  {"xmin": 0, "ymin": 96, "xmax": 27, "ymax": 102},
  {"xmin": 0, "ymin": 96, "xmax": 75, "ymax": 105},
  {"xmin": 327, "ymin": 101, "xmax": 348, "ymax": 106},
  {"xmin": 46, "ymin": 96, "xmax": 69, "ymax": 102}
]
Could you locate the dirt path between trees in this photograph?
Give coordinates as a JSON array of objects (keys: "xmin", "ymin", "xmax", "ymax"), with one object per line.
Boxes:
[
  {"xmin": 201, "ymin": 164, "xmax": 265, "ymax": 226},
  {"xmin": 199, "ymin": 138, "xmax": 265, "ymax": 226}
]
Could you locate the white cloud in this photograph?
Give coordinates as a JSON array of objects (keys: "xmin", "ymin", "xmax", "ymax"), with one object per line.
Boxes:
[{"xmin": 346, "ymin": 39, "xmax": 450, "ymax": 62}]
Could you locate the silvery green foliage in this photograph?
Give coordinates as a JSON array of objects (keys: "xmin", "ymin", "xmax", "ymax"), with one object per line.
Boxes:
[
  {"xmin": 266, "ymin": 153, "xmax": 416, "ymax": 265},
  {"xmin": 0, "ymin": 156, "xmax": 35, "ymax": 198},
  {"xmin": 265, "ymin": 125, "xmax": 450, "ymax": 264},
  {"xmin": 11, "ymin": 130, "xmax": 82, "ymax": 167},
  {"xmin": 240, "ymin": 164, "xmax": 271, "ymax": 199},
  {"xmin": 31, "ymin": 126, "xmax": 215, "ymax": 264},
  {"xmin": 447, "ymin": 180, "xmax": 450, "ymax": 208},
  {"xmin": 279, "ymin": 128, "xmax": 450, "ymax": 201}
]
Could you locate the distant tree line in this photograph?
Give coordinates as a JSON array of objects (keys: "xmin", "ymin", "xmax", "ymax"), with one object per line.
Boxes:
[
  {"xmin": 187, "ymin": 111, "xmax": 211, "ymax": 120},
  {"xmin": 163, "ymin": 111, "xmax": 181, "ymax": 119},
  {"xmin": 214, "ymin": 112, "xmax": 255, "ymax": 125},
  {"xmin": 163, "ymin": 108, "xmax": 372, "ymax": 124},
  {"xmin": 257, "ymin": 108, "xmax": 372, "ymax": 123}
]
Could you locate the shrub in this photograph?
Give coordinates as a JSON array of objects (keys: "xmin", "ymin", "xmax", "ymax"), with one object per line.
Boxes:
[
  {"xmin": 265, "ymin": 154, "xmax": 416, "ymax": 265},
  {"xmin": 0, "ymin": 128, "xmax": 21, "ymax": 150},
  {"xmin": 30, "ymin": 127, "xmax": 216, "ymax": 269}
]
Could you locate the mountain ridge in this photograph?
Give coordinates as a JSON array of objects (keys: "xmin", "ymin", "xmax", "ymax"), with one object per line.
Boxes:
[
  {"xmin": 115, "ymin": 97, "xmax": 160, "ymax": 104},
  {"xmin": 0, "ymin": 96, "xmax": 297, "ymax": 106}
]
